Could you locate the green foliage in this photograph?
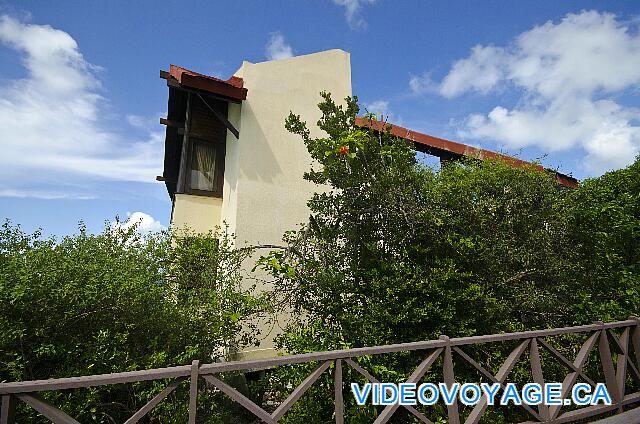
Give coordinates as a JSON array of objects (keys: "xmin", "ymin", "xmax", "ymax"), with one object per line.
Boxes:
[
  {"xmin": 564, "ymin": 158, "xmax": 640, "ymax": 321},
  {"xmin": 1, "ymin": 91, "xmax": 638, "ymax": 422},
  {"xmin": 263, "ymin": 92, "xmax": 640, "ymax": 422},
  {"xmin": 0, "ymin": 222, "xmax": 267, "ymax": 422}
]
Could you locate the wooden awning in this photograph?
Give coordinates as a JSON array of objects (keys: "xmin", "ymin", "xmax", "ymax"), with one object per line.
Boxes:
[{"xmin": 160, "ymin": 64, "xmax": 247, "ymax": 102}]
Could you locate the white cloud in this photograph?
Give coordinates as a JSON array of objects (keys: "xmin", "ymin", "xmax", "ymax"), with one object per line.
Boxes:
[
  {"xmin": 409, "ymin": 72, "xmax": 438, "ymax": 96},
  {"xmin": 420, "ymin": 11, "xmax": 640, "ymax": 174},
  {"xmin": 265, "ymin": 32, "xmax": 293, "ymax": 60},
  {"xmin": 440, "ymin": 45, "xmax": 508, "ymax": 98},
  {"xmin": 0, "ymin": 16, "xmax": 164, "ymax": 198},
  {"xmin": 363, "ymin": 100, "xmax": 390, "ymax": 118},
  {"xmin": 333, "ymin": 0, "xmax": 376, "ymax": 30},
  {"xmin": 112, "ymin": 211, "xmax": 165, "ymax": 235}
]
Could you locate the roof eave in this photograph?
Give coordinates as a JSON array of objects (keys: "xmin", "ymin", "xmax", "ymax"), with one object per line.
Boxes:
[{"xmin": 355, "ymin": 117, "xmax": 578, "ymax": 188}]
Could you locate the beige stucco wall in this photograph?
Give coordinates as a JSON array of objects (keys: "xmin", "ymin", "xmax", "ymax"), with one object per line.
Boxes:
[
  {"xmin": 224, "ymin": 49, "xmax": 352, "ymax": 245},
  {"xmin": 170, "ymin": 49, "xmax": 352, "ymax": 359},
  {"xmin": 223, "ymin": 49, "xmax": 353, "ymax": 358},
  {"xmin": 171, "ymin": 194, "xmax": 222, "ymax": 234}
]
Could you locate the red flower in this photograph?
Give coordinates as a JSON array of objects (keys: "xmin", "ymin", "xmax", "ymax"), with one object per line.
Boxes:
[{"xmin": 339, "ymin": 145, "xmax": 349, "ymax": 155}]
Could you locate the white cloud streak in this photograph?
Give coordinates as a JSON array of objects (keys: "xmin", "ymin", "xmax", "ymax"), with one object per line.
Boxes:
[
  {"xmin": 332, "ymin": 0, "xmax": 376, "ymax": 30},
  {"xmin": 0, "ymin": 16, "xmax": 164, "ymax": 198},
  {"xmin": 265, "ymin": 32, "xmax": 293, "ymax": 60},
  {"xmin": 0, "ymin": 189, "xmax": 96, "ymax": 200},
  {"xmin": 413, "ymin": 11, "xmax": 640, "ymax": 174}
]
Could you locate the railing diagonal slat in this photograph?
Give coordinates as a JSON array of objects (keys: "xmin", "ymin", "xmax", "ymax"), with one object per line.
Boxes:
[
  {"xmin": 202, "ymin": 374, "xmax": 275, "ymax": 424},
  {"xmin": 124, "ymin": 377, "xmax": 186, "ymax": 424},
  {"xmin": 15, "ymin": 394, "xmax": 80, "ymax": 424},
  {"xmin": 549, "ymin": 331, "xmax": 599, "ymax": 420},
  {"xmin": 453, "ymin": 346, "xmax": 499, "ymax": 384},
  {"xmin": 530, "ymin": 338, "xmax": 550, "ymax": 422},
  {"xmin": 614, "ymin": 328, "xmax": 630, "ymax": 402},
  {"xmin": 344, "ymin": 358, "xmax": 432, "ymax": 423},
  {"xmin": 626, "ymin": 355, "xmax": 640, "ymax": 382},
  {"xmin": 465, "ymin": 339, "xmax": 536, "ymax": 424},
  {"xmin": 344, "ymin": 358, "xmax": 378, "ymax": 384},
  {"xmin": 271, "ymin": 360, "xmax": 332, "ymax": 421},
  {"xmin": 373, "ymin": 348, "xmax": 442, "ymax": 424},
  {"xmin": 606, "ymin": 329, "xmax": 626, "ymax": 355},
  {"xmin": 537, "ymin": 338, "xmax": 597, "ymax": 387},
  {"xmin": 599, "ymin": 328, "xmax": 622, "ymax": 412}
]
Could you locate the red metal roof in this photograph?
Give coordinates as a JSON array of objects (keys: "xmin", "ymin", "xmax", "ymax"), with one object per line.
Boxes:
[
  {"xmin": 161, "ymin": 65, "xmax": 247, "ymax": 101},
  {"xmin": 355, "ymin": 117, "xmax": 578, "ymax": 188}
]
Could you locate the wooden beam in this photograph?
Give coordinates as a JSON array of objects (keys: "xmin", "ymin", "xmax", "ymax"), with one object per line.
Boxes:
[
  {"xmin": 159, "ymin": 70, "xmax": 172, "ymax": 80},
  {"xmin": 176, "ymin": 92, "xmax": 192, "ymax": 193},
  {"xmin": 160, "ymin": 118, "xmax": 184, "ymax": 128},
  {"xmin": 196, "ymin": 93, "xmax": 239, "ymax": 139},
  {"xmin": 177, "ymin": 128, "xmax": 226, "ymax": 144}
]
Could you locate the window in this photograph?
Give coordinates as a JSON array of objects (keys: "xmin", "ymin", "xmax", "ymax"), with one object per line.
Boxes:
[{"xmin": 186, "ymin": 138, "xmax": 225, "ymax": 197}]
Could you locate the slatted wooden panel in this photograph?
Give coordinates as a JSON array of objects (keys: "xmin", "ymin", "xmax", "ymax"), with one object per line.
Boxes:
[{"xmin": 189, "ymin": 95, "xmax": 228, "ymax": 143}]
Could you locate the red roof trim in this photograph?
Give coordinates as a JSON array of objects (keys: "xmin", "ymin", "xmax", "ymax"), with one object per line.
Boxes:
[
  {"xmin": 163, "ymin": 65, "xmax": 247, "ymax": 101},
  {"xmin": 355, "ymin": 117, "xmax": 578, "ymax": 188}
]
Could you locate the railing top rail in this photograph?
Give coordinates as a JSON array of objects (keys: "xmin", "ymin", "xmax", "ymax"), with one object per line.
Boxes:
[
  {"xmin": 0, "ymin": 365, "xmax": 191, "ymax": 394},
  {"xmin": 199, "ymin": 319, "xmax": 637, "ymax": 373},
  {"xmin": 1, "ymin": 319, "xmax": 636, "ymax": 394}
]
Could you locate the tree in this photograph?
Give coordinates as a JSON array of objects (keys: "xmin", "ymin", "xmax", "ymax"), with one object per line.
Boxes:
[
  {"xmin": 260, "ymin": 92, "xmax": 639, "ymax": 422},
  {"xmin": 0, "ymin": 222, "xmax": 267, "ymax": 423},
  {"xmin": 564, "ymin": 157, "xmax": 640, "ymax": 322}
]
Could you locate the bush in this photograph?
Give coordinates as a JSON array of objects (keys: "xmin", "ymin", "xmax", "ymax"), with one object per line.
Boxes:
[
  {"xmin": 0, "ymin": 222, "xmax": 267, "ymax": 422},
  {"xmin": 259, "ymin": 92, "xmax": 640, "ymax": 422}
]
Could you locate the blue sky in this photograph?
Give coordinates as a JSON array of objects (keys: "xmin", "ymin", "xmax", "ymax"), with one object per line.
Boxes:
[{"xmin": 0, "ymin": 1, "xmax": 639, "ymax": 236}]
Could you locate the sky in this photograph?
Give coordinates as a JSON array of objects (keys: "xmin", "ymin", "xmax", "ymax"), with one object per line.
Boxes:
[{"xmin": 0, "ymin": 0, "xmax": 639, "ymax": 236}]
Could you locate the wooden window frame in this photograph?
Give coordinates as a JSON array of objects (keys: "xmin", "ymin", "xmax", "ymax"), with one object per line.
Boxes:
[{"xmin": 184, "ymin": 137, "xmax": 226, "ymax": 198}]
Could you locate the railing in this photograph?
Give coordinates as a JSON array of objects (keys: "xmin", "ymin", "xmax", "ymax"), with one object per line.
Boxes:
[{"xmin": 1, "ymin": 318, "xmax": 639, "ymax": 423}]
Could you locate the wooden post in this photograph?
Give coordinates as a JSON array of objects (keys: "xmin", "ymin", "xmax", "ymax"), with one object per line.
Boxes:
[
  {"xmin": 334, "ymin": 359, "xmax": 343, "ymax": 424},
  {"xmin": 189, "ymin": 360, "xmax": 199, "ymax": 424},
  {"xmin": 1, "ymin": 395, "xmax": 16, "ymax": 424}
]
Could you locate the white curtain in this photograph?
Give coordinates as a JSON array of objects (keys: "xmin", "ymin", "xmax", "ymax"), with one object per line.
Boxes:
[{"xmin": 190, "ymin": 141, "xmax": 217, "ymax": 191}]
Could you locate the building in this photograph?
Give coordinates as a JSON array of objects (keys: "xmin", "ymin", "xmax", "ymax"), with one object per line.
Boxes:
[{"xmin": 157, "ymin": 49, "xmax": 577, "ymax": 359}]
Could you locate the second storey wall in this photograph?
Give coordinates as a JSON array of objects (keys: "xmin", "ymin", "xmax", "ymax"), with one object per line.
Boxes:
[
  {"xmin": 220, "ymin": 49, "xmax": 353, "ymax": 358},
  {"xmin": 223, "ymin": 49, "xmax": 352, "ymax": 252}
]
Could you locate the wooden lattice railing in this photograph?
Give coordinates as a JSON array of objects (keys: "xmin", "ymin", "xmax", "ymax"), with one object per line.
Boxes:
[{"xmin": 1, "ymin": 319, "xmax": 639, "ymax": 423}]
